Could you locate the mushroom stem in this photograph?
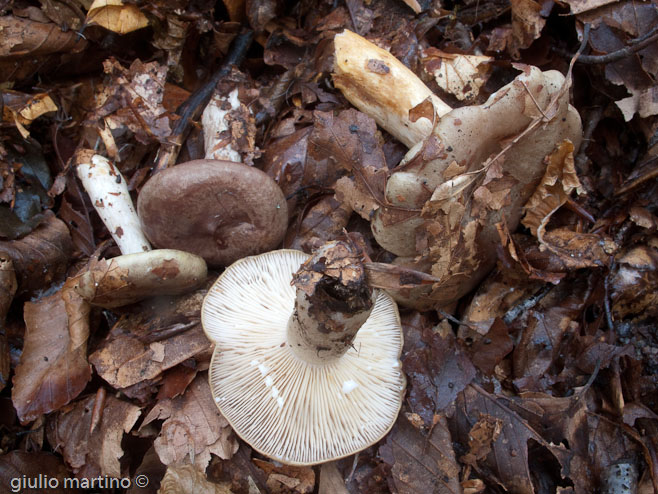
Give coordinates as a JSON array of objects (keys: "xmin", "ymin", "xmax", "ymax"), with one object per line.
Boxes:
[
  {"xmin": 75, "ymin": 150, "xmax": 151, "ymax": 255},
  {"xmin": 201, "ymin": 88, "xmax": 243, "ymax": 163},
  {"xmin": 333, "ymin": 29, "xmax": 452, "ymax": 148},
  {"xmin": 286, "ymin": 241, "xmax": 376, "ymax": 364}
]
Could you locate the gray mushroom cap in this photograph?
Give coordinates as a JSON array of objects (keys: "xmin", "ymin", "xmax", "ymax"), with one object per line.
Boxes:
[
  {"xmin": 201, "ymin": 249, "xmax": 405, "ymax": 465},
  {"xmin": 137, "ymin": 160, "xmax": 288, "ymax": 267}
]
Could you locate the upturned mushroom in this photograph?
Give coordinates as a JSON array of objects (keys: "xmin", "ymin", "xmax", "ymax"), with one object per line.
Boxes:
[
  {"xmin": 137, "ymin": 88, "xmax": 288, "ymax": 267},
  {"xmin": 202, "ymin": 241, "xmax": 405, "ymax": 465},
  {"xmin": 74, "ymin": 150, "xmax": 207, "ymax": 307},
  {"xmin": 333, "ymin": 30, "xmax": 583, "ymax": 309}
]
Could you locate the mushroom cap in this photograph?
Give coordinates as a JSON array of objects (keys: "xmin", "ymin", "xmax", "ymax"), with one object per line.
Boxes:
[
  {"xmin": 137, "ymin": 160, "xmax": 288, "ymax": 267},
  {"xmin": 202, "ymin": 249, "xmax": 405, "ymax": 465}
]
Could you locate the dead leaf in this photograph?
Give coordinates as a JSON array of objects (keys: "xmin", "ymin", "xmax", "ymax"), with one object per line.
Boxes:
[
  {"xmin": 254, "ymin": 459, "xmax": 315, "ymax": 493},
  {"xmin": 159, "ymin": 464, "xmax": 233, "ymax": 494},
  {"xmin": 319, "ymin": 462, "xmax": 349, "ymax": 494},
  {"xmin": 46, "ymin": 393, "xmax": 141, "ymax": 478},
  {"xmin": 510, "ymin": 0, "xmax": 546, "ymax": 59},
  {"xmin": 89, "ymin": 290, "xmax": 211, "ymax": 389},
  {"xmin": 141, "ymin": 375, "xmax": 238, "ymax": 470},
  {"xmin": 522, "ymin": 140, "xmax": 582, "ymax": 238},
  {"xmin": 0, "ymin": 451, "xmax": 79, "ymax": 494},
  {"xmin": 403, "ymin": 322, "xmax": 476, "ymax": 427},
  {"xmin": 86, "ymin": 0, "xmax": 149, "ymax": 35},
  {"xmin": 422, "ymin": 48, "xmax": 493, "ymax": 101},
  {"xmin": 12, "ymin": 289, "xmax": 91, "ymax": 424},
  {"xmin": 616, "ymin": 86, "xmax": 658, "ymax": 121},
  {"xmin": 379, "ymin": 413, "xmax": 461, "ymax": 494}
]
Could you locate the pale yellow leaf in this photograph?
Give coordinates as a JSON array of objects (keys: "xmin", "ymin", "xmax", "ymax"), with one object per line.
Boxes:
[{"xmin": 87, "ymin": 0, "xmax": 148, "ymax": 34}]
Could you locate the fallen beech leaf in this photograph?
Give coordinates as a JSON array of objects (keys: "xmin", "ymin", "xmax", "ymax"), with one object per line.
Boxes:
[
  {"xmin": 467, "ymin": 318, "xmax": 514, "ymax": 375},
  {"xmin": 285, "ymin": 196, "xmax": 352, "ymax": 252},
  {"xmin": 379, "ymin": 413, "xmax": 460, "ymax": 494},
  {"xmin": 422, "ymin": 48, "xmax": 493, "ymax": 101},
  {"xmin": 610, "ymin": 241, "xmax": 658, "ymax": 320},
  {"xmin": 0, "ymin": 451, "xmax": 77, "ymax": 494},
  {"xmin": 86, "ymin": 0, "xmax": 149, "ymax": 34},
  {"xmin": 510, "ymin": 0, "xmax": 546, "ymax": 59},
  {"xmin": 452, "ymin": 385, "xmax": 571, "ymax": 494},
  {"xmin": 141, "ymin": 375, "xmax": 237, "ymax": 470},
  {"xmin": 159, "ymin": 464, "xmax": 233, "ymax": 494},
  {"xmin": 90, "ymin": 290, "xmax": 211, "ymax": 389},
  {"xmin": 0, "ymin": 212, "xmax": 73, "ymax": 299},
  {"xmin": 253, "ymin": 459, "xmax": 315, "ymax": 493},
  {"xmin": 46, "ymin": 393, "xmax": 141, "ymax": 478},
  {"xmin": 403, "ymin": 322, "xmax": 476, "ymax": 427},
  {"xmin": 522, "ymin": 140, "xmax": 582, "ymax": 239},
  {"xmin": 0, "ymin": 15, "xmax": 87, "ymax": 58},
  {"xmin": 12, "ymin": 290, "xmax": 91, "ymax": 424},
  {"xmin": 540, "ymin": 227, "xmax": 616, "ymax": 269},
  {"xmin": 616, "ymin": 86, "xmax": 658, "ymax": 121},
  {"xmin": 319, "ymin": 462, "xmax": 349, "ymax": 494}
]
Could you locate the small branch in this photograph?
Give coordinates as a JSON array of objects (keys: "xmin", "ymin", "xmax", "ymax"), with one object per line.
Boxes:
[
  {"xmin": 153, "ymin": 30, "xmax": 253, "ymax": 172},
  {"xmin": 554, "ymin": 24, "xmax": 658, "ymax": 65}
]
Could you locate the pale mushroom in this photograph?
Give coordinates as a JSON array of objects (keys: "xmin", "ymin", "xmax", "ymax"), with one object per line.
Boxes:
[{"xmin": 202, "ymin": 245, "xmax": 405, "ymax": 465}]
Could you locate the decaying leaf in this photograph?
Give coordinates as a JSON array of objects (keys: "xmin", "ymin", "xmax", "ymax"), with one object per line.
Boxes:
[
  {"xmin": 0, "ymin": 451, "xmax": 78, "ymax": 494},
  {"xmin": 12, "ymin": 289, "xmax": 91, "ymax": 424},
  {"xmin": 89, "ymin": 290, "xmax": 211, "ymax": 389},
  {"xmin": 522, "ymin": 140, "xmax": 582, "ymax": 238},
  {"xmin": 253, "ymin": 459, "xmax": 315, "ymax": 493},
  {"xmin": 46, "ymin": 393, "xmax": 141, "ymax": 478},
  {"xmin": 1, "ymin": 90, "xmax": 58, "ymax": 138},
  {"xmin": 510, "ymin": 0, "xmax": 546, "ymax": 59},
  {"xmin": 86, "ymin": 0, "xmax": 149, "ymax": 35},
  {"xmin": 379, "ymin": 413, "xmax": 461, "ymax": 494},
  {"xmin": 610, "ymin": 240, "xmax": 658, "ymax": 320},
  {"xmin": 422, "ymin": 48, "xmax": 493, "ymax": 101},
  {"xmin": 141, "ymin": 376, "xmax": 238, "ymax": 470},
  {"xmin": 616, "ymin": 86, "xmax": 658, "ymax": 121},
  {"xmin": 403, "ymin": 321, "xmax": 476, "ymax": 427},
  {"xmin": 159, "ymin": 464, "xmax": 233, "ymax": 494}
]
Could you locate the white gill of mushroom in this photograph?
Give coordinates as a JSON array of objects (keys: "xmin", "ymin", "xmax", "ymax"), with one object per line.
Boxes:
[
  {"xmin": 201, "ymin": 88, "xmax": 242, "ymax": 163},
  {"xmin": 76, "ymin": 154, "xmax": 151, "ymax": 255},
  {"xmin": 203, "ymin": 250, "xmax": 405, "ymax": 465}
]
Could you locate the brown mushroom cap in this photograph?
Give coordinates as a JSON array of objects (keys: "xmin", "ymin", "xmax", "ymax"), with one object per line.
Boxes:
[{"xmin": 137, "ymin": 160, "xmax": 288, "ymax": 267}]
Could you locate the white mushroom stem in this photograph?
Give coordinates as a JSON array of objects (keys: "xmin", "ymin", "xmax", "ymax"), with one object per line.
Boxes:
[
  {"xmin": 201, "ymin": 88, "xmax": 242, "ymax": 163},
  {"xmin": 333, "ymin": 29, "xmax": 452, "ymax": 148},
  {"xmin": 75, "ymin": 151, "xmax": 151, "ymax": 255},
  {"xmin": 287, "ymin": 241, "xmax": 376, "ymax": 365}
]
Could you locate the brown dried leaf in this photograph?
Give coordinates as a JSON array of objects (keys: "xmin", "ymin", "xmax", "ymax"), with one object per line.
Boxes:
[
  {"xmin": 452, "ymin": 385, "xmax": 571, "ymax": 494},
  {"xmin": 159, "ymin": 464, "xmax": 233, "ymax": 494},
  {"xmin": 141, "ymin": 376, "xmax": 238, "ymax": 470},
  {"xmin": 86, "ymin": 0, "xmax": 149, "ymax": 34},
  {"xmin": 285, "ymin": 195, "xmax": 352, "ymax": 251},
  {"xmin": 422, "ymin": 48, "xmax": 493, "ymax": 101},
  {"xmin": 12, "ymin": 289, "xmax": 91, "ymax": 424},
  {"xmin": 510, "ymin": 0, "xmax": 546, "ymax": 59},
  {"xmin": 467, "ymin": 318, "xmax": 514, "ymax": 375},
  {"xmin": 254, "ymin": 459, "xmax": 315, "ymax": 493},
  {"xmin": 0, "ymin": 15, "xmax": 87, "ymax": 58},
  {"xmin": 379, "ymin": 413, "xmax": 461, "ymax": 494},
  {"xmin": 0, "ymin": 451, "xmax": 79, "ymax": 494},
  {"xmin": 319, "ymin": 462, "xmax": 349, "ymax": 494},
  {"xmin": 89, "ymin": 290, "xmax": 211, "ymax": 389},
  {"xmin": 403, "ymin": 322, "xmax": 476, "ymax": 427},
  {"xmin": 540, "ymin": 228, "xmax": 616, "ymax": 269},
  {"xmin": 0, "ymin": 212, "xmax": 73, "ymax": 299},
  {"xmin": 610, "ymin": 241, "xmax": 658, "ymax": 320},
  {"xmin": 46, "ymin": 394, "xmax": 141, "ymax": 478},
  {"xmin": 616, "ymin": 86, "xmax": 658, "ymax": 121},
  {"xmin": 88, "ymin": 59, "xmax": 172, "ymax": 145},
  {"xmin": 522, "ymin": 140, "xmax": 582, "ymax": 238}
]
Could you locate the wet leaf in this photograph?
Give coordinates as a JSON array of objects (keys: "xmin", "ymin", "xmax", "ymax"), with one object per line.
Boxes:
[
  {"xmin": 12, "ymin": 289, "xmax": 91, "ymax": 424},
  {"xmin": 379, "ymin": 413, "xmax": 461, "ymax": 494},
  {"xmin": 46, "ymin": 393, "xmax": 141, "ymax": 478},
  {"xmin": 141, "ymin": 375, "xmax": 238, "ymax": 470},
  {"xmin": 86, "ymin": 0, "xmax": 149, "ymax": 35}
]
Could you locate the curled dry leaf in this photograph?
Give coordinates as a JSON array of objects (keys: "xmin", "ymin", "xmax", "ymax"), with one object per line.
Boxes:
[
  {"xmin": 159, "ymin": 464, "xmax": 233, "ymax": 494},
  {"xmin": 1, "ymin": 90, "xmax": 58, "ymax": 138},
  {"xmin": 0, "ymin": 15, "xmax": 87, "ymax": 58},
  {"xmin": 253, "ymin": 459, "xmax": 315, "ymax": 494},
  {"xmin": 46, "ymin": 393, "xmax": 141, "ymax": 478},
  {"xmin": 509, "ymin": 0, "xmax": 547, "ymax": 59},
  {"xmin": 421, "ymin": 48, "xmax": 493, "ymax": 101},
  {"xmin": 379, "ymin": 413, "xmax": 461, "ymax": 494},
  {"xmin": 12, "ymin": 290, "xmax": 91, "ymax": 424},
  {"xmin": 0, "ymin": 212, "xmax": 73, "ymax": 299},
  {"xmin": 86, "ymin": 0, "xmax": 149, "ymax": 35},
  {"xmin": 89, "ymin": 289, "xmax": 211, "ymax": 389},
  {"xmin": 141, "ymin": 376, "xmax": 238, "ymax": 470},
  {"xmin": 0, "ymin": 451, "xmax": 79, "ymax": 494}
]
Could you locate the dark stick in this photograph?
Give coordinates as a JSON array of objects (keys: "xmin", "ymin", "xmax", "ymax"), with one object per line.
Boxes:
[
  {"xmin": 554, "ymin": 24, "xmax": 658, "ymax": 65},
  {"xmin": 152, "ymin": 30, "xmax": 254, "ymax": 173}
]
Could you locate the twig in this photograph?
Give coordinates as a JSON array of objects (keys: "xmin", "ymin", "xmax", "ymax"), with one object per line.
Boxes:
[
  {"xmin": 574, "ymin": 101, "xmax": 605, "ymax": 174},
  {"xmin": 152, "ymin": 30, "xmax": 253, "ymax": 173},
  {"xmin": 503, "ymin": 285, "xmax": 551, "ymax": 325},
  {"xmin": 554, "ymin": 24, "xmax": 658, "ymax": 65},
  {"xmin": 614, "ymin": 155, "xmax": 658, "ymax": 196}
]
